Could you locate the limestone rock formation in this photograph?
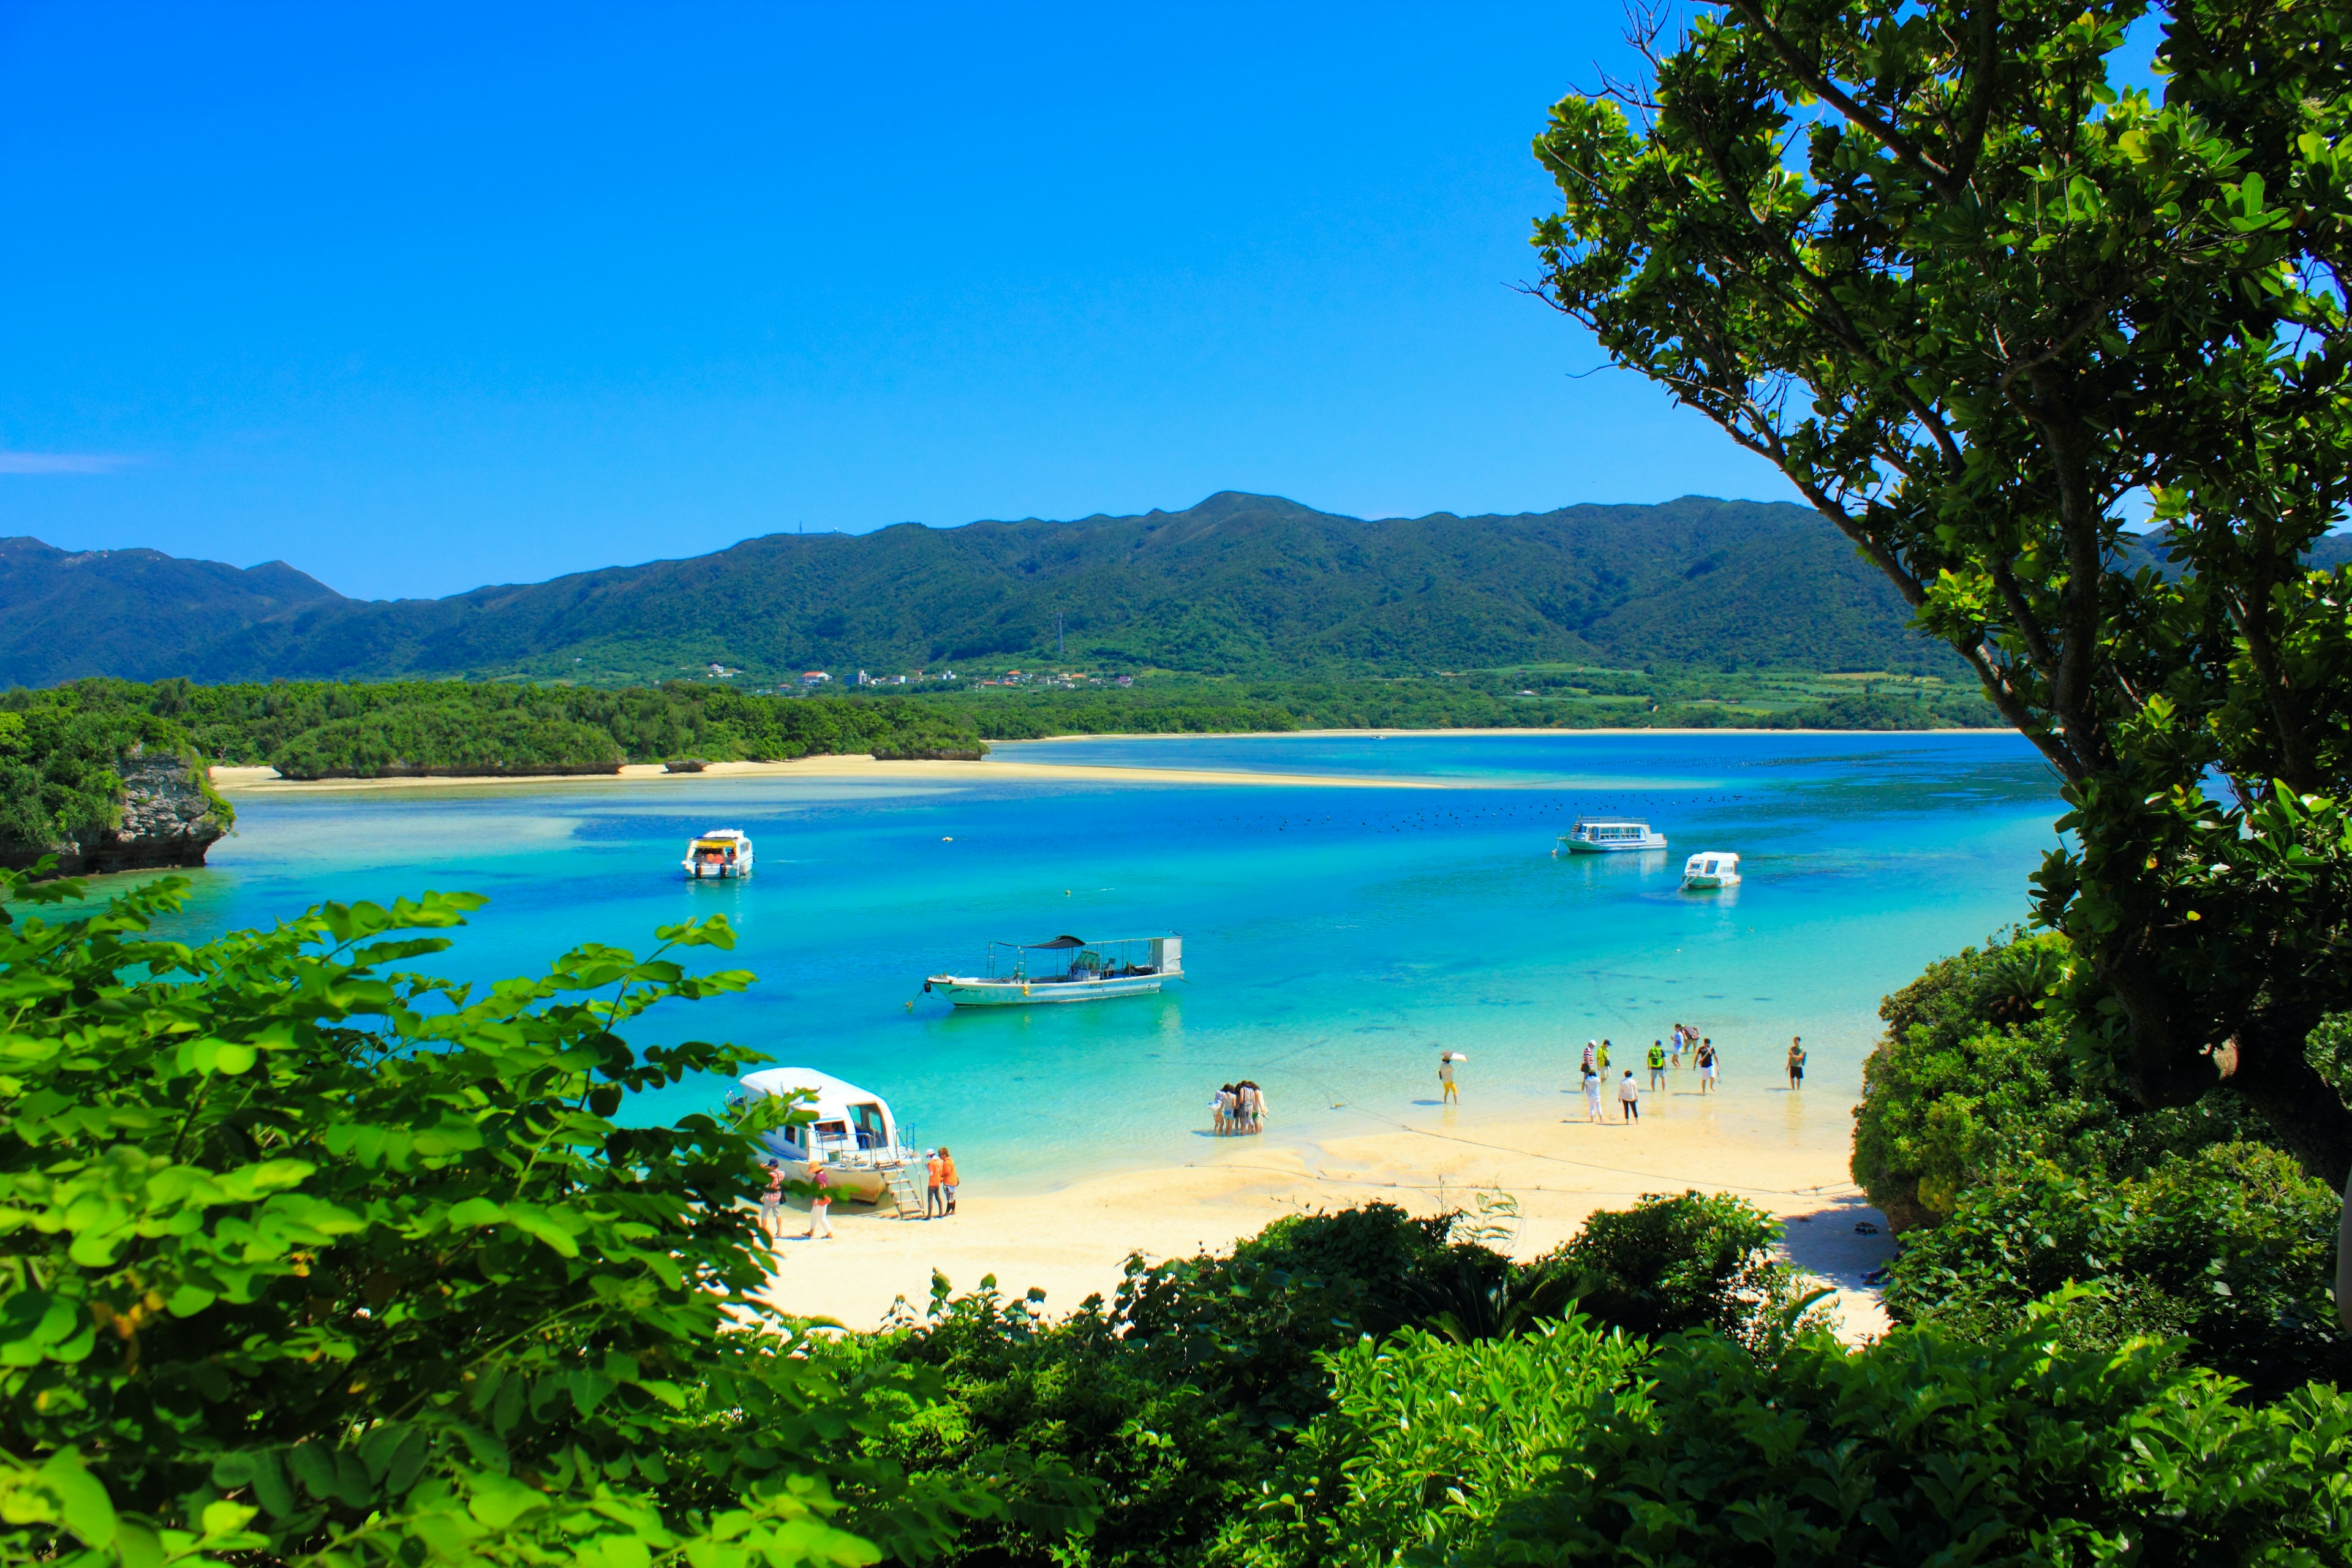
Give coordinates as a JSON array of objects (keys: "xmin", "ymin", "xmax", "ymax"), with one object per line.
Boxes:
[{"xmin": 9, "ymin": 744, "xmax": 232, "ymax": 876}]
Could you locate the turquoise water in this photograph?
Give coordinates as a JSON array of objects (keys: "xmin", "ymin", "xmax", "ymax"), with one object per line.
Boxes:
[{"xmin": 137, "ymin": 732, "xmax": 2059, "ymax": 1189}]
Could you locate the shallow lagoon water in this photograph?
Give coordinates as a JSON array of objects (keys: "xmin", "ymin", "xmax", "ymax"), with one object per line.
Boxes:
[{"xmin": 141, "ymin": 731, "xmax": 2060, "ymax": 1189}]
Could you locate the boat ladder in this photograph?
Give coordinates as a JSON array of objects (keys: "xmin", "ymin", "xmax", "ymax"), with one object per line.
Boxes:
[{"xmin": 880, "ymin": 1164, "xmax": 928, "ymax": 1220}]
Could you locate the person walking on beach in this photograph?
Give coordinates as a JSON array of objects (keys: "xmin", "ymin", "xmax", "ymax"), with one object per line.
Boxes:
[
  {"xmin": 1582, "ymin": 1066, "xmax": 1604, "ymax": 1123},
  {"xmin": 937, "ymin": 1147, "xmax": 959, "ymax": 1214},
  {"xmin": 925, "ymin": 1148, "xmax": 947, "ymax": 1218},
  {"xmin": 1668, "ymin": 1025, "xmax": 1684, "ymax": 1070},
  {"xmin": 1787, "ymin": 1037, "xmax": 1806, "ymax": 1089},
  {"xmin": 1696, "ymin": 1038, "xmax": 1718, "ymax": 1095},
  {"xmin": 1648, "ymin": 1039, "xmax": 1668, "ymax": 1091},
  {"xmin": 1618, "ymin": 1069, "xmax": 1642, "ymax": 1121},
  {"xmin": 1597, "ymin": 1038, "xmax": 1613, "ymax": 1074},
  {"xmin": 804, "ymin": 1163, "xmax": 834, "ymax": 1240},
  {"xmin": 1438, "ymin": 1052, "xmax": 1458, "ymax": 1104},
  {"xmin": 759, "ymin": 1161, "xmax": 786, "ymax": 1238}
]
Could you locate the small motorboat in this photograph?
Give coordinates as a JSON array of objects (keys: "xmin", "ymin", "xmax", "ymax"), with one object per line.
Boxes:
[
  {"xmin": 925, "ymin": 934, "xmax": 1182, "ymax": 1007},
  {"xmin": 734, "ymin": 1067, "xmax": 916, "ymax": 1207},
  {"xmin": 1680, "ymin": 851, "xmax": 1741, "ymax": 890},
  {"xmin": 683, "ymin": 828, "xmax": 754, "ymax": 879},
  {"xmin": 1556, "ymin": 816, "xmax": 1667, "ymax": 854}
]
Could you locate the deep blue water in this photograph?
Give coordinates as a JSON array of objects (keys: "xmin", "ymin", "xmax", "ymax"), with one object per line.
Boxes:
[{"xmin": 127, "ymin": 731, "xmax": 2060, "ymax": 1188}]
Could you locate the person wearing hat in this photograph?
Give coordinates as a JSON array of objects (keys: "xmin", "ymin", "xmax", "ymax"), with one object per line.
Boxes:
[
  {"xmin": 1438, "ymin": 1050, "xmax": 1458, "ymax": 1104},
  {"xmin": 925, "ymin": 1148, "xmax": 947, "ymax": 1218}
]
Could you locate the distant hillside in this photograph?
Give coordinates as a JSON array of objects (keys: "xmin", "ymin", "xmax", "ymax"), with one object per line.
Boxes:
[
  {"xmin": 0, "ymin": 538, "xmax": 343, "ymax": 688},
  {"xmin": 16, "ymin": 494, "xmax": 2339, "ymax": 688}
]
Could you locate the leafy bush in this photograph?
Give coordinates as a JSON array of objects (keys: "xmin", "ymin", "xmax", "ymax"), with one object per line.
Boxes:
[
  {"xmin": 1539, "ymin": 1190, "xmax": 1826, "ymax": 1354},
  {"xmin": 1852, "ymin": 932, "xmax": 2268, "ymax": 1229},
  {"xmin": 1215, "ymin": 1319, "xmax": 1647, "ymax": 1568},
  {"xmin": 1884, "ymin": 1142, "xmax": 2351, "ymax": 1397},
  {"xmin": 824, "ymin": 1205, "xmax": 1525, "ymax": 1567},
  {"xmin": 1464, "ymin": 1303, "xmax": 2352, "ymax": 1566},
  {"xmin": 0, "ymin": 870, "xmax": 997, "ymax": 1566},
  {"xmin": 270, "ymin": 704, "xmax": 628, "ymax": 778}
]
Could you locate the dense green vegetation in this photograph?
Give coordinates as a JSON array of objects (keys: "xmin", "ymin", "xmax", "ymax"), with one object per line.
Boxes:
[
  {"xmin": 0, "ymin": 696, "xmax": 230, "ymax": 870},
  {"xmin": 921, "ymin": 669, "xmax": 1999, "ymax": 739},
  {"xmin": 1853, "ymin": 933, "xmax": 2352, "ymax": 1397},
  {"xmin": 0, "ymin": 496, "xmax": 1970, "ymax": 687},
  {"xmin": 6, "ymin": 873, "xmax": 2349, "ymax": 1567},
  {"xmin": 1537, "ymin": 0, "xmax": 2352, "ymax": 1179}
]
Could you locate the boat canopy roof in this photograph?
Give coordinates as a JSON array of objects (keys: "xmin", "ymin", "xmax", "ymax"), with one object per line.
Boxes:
[
  {"xmin": 739, "ymin": 1067, "xmax": 892, "ymax": 1121},
  {"xmin": 1572, "ymin": 816, "xmax": 1651, "ymax": 828},
  {"xmin": 1021, "ymin": 934, "xmax": 1088, "ymax": 949}
]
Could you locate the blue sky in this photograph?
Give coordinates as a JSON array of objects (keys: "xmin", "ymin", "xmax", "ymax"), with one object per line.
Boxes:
[{"xmin": 4, "ymin": 4, "xmax": 1800, "ymax": 599}]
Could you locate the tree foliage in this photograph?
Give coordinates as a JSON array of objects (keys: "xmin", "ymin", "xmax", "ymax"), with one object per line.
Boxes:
[
  {"xmin": 0, "ymin": 870, "xmax": 996, "ymax": 1567},
  {"xmin": 1534, "ymin": 0, "xmax": 2352, "ymax": 1178}
]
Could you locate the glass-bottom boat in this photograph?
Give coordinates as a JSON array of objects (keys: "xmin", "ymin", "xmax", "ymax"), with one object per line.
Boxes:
[
  {"xmin": 1555, "ymin": 816, "xmax": 1667, "ymax": 854},
  {"xmin": 683, "ymin": 827, "xmax": 754, "ymax": 878},
  {"xmin": 925, "ymin": 934, "xmax": 1182, "ymax": 1006},
  {"xmin": 1681, "ymin": 850, "xmax": 1742, "ymax": 889}
]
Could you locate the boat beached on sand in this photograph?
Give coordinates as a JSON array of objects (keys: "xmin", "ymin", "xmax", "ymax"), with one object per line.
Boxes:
[
  {"xmin": 1681, "ymin": 850, "xmax": 1742, "ymax": 890},
  {"xmin": 734, "ymin": 1066, "xmax": 916, "ymax": 1207},
  {"xmin": 925, "ymin": 934, "xmax": 1182, "ymax": 1007},
  {"xmin": 683, "ymin": 828, "xmax": 754, "ymax": 879},
  {"xmin": 1555, "ymin": 816, "xmax": 1667, "ymax": 854}
]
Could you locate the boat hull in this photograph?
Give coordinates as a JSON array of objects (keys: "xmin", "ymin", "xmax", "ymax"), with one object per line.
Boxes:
[
  {"xmin": 1681, "ymin": 873, "xmax": 1741, "ymax": 889},
  {"xmin": 1557, "ymin": 837, "xmax": 1667, "ymax": 854},
  {"xmin": 683, "ymin": 861, "xmax": 753, "ymax": 878},
  {"xmin": 928, "ymin": 973, "xmax": 1168, "ymax": 1006}
]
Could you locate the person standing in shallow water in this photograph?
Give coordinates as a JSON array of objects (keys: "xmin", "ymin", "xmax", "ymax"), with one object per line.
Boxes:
[
  {"xmin": 1618, "ymin": 1069, "xmax": 1641, "ymax": 1122},
  {"xmin": 1787, "ymin": 1036, "xmax": 1806, "ymax": 1088},
  {"xmin": 1438, "ymin": 1052, "xmax": 1458, "ymax": 1104},
  {"xmin": 1695, "ymin": 1037, "xmax": 1718, "ymax": 1094},
  {"xmin": 1648, "ymin": 1039, "xmax": 1668, "ymax": 1091}
]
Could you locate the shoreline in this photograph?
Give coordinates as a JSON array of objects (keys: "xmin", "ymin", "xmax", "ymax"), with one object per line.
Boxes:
[
  {"xmin": 209, "ymin": 727, "xmax": 2013, "ymax": 796},
  {"xmin": 209, "ymin": 756, "xmax": 1460, "ymax": 793},
  {"xmin": 750, "ymin": 1095, "xmax": 1894, "ymax": 1344}
]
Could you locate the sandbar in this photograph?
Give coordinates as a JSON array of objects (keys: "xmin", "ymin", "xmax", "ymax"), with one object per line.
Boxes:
[
  {"xmin": 747, "ymin": 1093, "xmax": 1894, "ymax": 1344},
  {"xmin": 209, "ymin": 756, "xmax": 1460, "ymax": 793}
]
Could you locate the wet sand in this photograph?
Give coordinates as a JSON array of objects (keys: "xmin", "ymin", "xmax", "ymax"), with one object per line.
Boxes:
[{"xmin": 210, "ymin": 756, "xmax": 1458, "ymax": 793}]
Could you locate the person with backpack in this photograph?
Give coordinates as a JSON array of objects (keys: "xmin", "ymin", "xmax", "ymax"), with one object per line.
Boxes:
[{"xmin": 1647, "ymin": 1038, "xmax": 1668, "ymax": 1091}]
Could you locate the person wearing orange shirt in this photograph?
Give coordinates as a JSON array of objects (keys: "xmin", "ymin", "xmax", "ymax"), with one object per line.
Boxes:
[
  {"xmin": 937, "ymin": 1147, "xmax": 959, "ymax": 1215},
  {"xmin": 925, "ymin": 1148, "xmax": 947, "ymax": 1219}
]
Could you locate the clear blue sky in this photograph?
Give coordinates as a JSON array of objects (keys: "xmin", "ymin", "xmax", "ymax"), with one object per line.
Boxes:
[{"xmin": 0, "ymin": 3, "xmax": 1801, "ymax": 600}]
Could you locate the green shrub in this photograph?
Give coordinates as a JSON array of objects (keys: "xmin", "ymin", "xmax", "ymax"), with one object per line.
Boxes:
[
  {"xmin": 1883, "ymin": 1142, "xmax": 2351, "ymax": 1396},
  {"xmin": 1539, "ymin": 1191, "xmax": 1826, "ymax": 1354},
  {"xmin": 0, "ymin": 691, "xmax": 211, "ymax": 864},
  {"xmin": 1215, "ymin": 1319, "xmax": 1648, "ymax": 1568},
  {"xmin": 1463, "ymin": 1303, "xmax": 2352, "ymax": 1566},
  {"xmin": 0, "ymin": 869, "xmax": 999, "ymax": 1566}
]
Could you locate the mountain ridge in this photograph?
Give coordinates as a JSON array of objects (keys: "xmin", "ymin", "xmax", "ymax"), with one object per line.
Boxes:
[{"xmin": 6, "ymin": 491, "xmax": 2242, "ymax": 687}]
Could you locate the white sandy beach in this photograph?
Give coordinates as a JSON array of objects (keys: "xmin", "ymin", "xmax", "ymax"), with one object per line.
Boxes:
[
  {"xmin": 209, "ymin": 755, "xmax": 1465, "ymax": 793},
  {"xmin": 747, "ymin": 1091, "xmax": 1894, "ymax": 1344}
]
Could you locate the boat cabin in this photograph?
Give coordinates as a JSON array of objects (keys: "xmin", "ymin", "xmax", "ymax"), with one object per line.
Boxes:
[
  {"xmin": 1556, "ymin": 817, "xmax": 1668, "ymax": 853},
  {"xmin": 737, "ymin": 1067, "xmax": 910, "ymax": 1165}
]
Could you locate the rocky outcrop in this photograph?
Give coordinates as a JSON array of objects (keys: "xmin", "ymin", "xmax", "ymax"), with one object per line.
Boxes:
[{"xmin": 12, "ymin": 744, "xmax": 233, "ymax": 876}]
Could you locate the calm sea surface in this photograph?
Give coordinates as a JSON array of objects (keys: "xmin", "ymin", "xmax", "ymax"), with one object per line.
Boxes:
[{"xmin": 134, "ymin": 732, "xmax": 2060, "ymax": 1189}]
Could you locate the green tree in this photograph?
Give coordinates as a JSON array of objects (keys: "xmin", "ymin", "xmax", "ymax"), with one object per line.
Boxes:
[
  {"xmin": 0, "ymin": 870, "xmax": 997, "ymax": 1566},
  {"xmin": 1532, "ymin": 0, "xmax": 2352, "ymax": 1179}
]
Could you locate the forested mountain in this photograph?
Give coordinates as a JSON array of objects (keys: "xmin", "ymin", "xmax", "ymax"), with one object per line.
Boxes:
[{"xmin": 12, "ymin": 492, "xmax": 2346, "ymax": 688}]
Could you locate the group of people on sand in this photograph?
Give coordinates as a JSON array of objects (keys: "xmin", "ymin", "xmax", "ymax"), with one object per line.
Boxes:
[
  {"xmin": 1212, "ymin": 1080, "xmax": 1267, "ymax": 1134},
  {"xmin": 756, "ymin": 1145, "xmax": 960, "ymax": 1240}
]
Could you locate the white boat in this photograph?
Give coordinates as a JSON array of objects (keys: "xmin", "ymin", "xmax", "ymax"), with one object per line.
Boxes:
[
  {"xmin": 1555, "ymin": 816, "xmax": 1667, "ymax": 854},
  {"xmin": 734, "ymin": 1066, "xmax": 916, "ymax": 1206},
  {"xmin": 682, "ymin": 828, "xmax": 754, "ymax": 879},
  {"xmin": 925, "ymin": 934, "xmax": 1182, "ymax": 1007},
  {"xmin": 1681, "ymin": 850, "xmax": 1741, "ymax": 889}
]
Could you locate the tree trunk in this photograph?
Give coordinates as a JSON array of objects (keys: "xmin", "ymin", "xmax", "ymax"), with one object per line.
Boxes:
[{"xmin": 2221, "ymin": 1006, "xmax": 2352, "ymax": 1190}]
